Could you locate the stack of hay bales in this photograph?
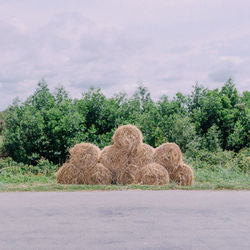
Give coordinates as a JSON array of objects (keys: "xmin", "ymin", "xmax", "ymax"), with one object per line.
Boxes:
[
  {"xmin": 56, "ymin": 143, "xmax": 112, "ymax": 185},
  {"xmin": 56, "ymin": 124, "xmax": 194, "ymax": 186},
  {"xmin": 99, "ymin": 125, "xmax": 169, "ymax": 185},
  {"xmin": 154, "ymin": 143, "xmax": 194, "ymax": 186}
]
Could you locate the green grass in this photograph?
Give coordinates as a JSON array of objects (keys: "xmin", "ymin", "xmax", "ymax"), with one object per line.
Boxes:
[
  {"xmin": 0, "ymin": 168, "xmax": 249, "ymax": 192},
  {"xmin": 0, "ymin": 149, "xmax": 249, "ymax": 192}
]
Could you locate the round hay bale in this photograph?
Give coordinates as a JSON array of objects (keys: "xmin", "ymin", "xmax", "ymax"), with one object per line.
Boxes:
[
  {"xmin": 69, "ymin": 143, "xmax": 100, "ymax": 169},
  {"xmin": 83, "ymin": 163, "xmax": 112, "ymax": 185},
  {"xmin": 112, "ymin": 124, "xmax": 143, "ymax": 153},
  {"xmin": 56, "ymin": 162, "xmax": 85, "ymax": 184},
  {"xmin": 130, "ymin": 143, "xmax": 154, "ymax": 168},
  {"xmin": 116, "ymin": 164, "xmax": 141, "ymax": 185},
  {"xmin": 99, "ymin": 145, "xmax": 128, "ymax": 183},
  {"xmin": 170, "ymin": 163, "xmax": 194, "ymax": 186},
  {"xmin": 139, "ymin": 163, "xmax": 169, "ymax": 185},
  {"xmin": 153, "ymin": 142, "xmax": 182, "ymax": 174}
]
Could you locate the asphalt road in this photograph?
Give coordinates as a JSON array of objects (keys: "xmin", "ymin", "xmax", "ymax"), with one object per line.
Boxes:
[{"xmin": 0, "ymin": 191, "xmax": 249, "ymax": 250}]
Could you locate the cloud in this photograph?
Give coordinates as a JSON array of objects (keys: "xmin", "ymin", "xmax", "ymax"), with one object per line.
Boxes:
[
  {"xmin": 0, "ymin": 0, "xmax": 250, "ymax": 110},
  {"xmin": 209, "ymin": 68, "xmax": 235, "ymax": 83}
]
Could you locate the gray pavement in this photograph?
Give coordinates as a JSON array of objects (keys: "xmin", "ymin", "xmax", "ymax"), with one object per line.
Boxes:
[{"xmin": 0, "ymin": 191, "xmax": 249, "ymax": 250}]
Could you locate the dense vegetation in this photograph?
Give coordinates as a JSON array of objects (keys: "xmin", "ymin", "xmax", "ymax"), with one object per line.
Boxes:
[
  {"xmin": 0, "ymin": 148, "xmax": 249, "ymax": 190},
  {"xmin": 0, "ymin": 78, "xmax": 249, "ymax": 190},
  {"xmin": 0, "ymin": 78, "xmax": 249, "ymax": 167}
]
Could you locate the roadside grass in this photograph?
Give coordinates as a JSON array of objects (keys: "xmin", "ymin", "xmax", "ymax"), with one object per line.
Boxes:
[
  {"xmin": 0, "ymin": 149, "xmax": 249, "ymax": 192},
  {"xmin": 0, "ymin": 167, "xmax": 249, "ymax": 192}
]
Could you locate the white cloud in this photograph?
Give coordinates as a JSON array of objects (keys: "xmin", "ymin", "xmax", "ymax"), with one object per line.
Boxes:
[{"xmin": 0, "ymin": 0, "xmax": 250, "ymax": 109}]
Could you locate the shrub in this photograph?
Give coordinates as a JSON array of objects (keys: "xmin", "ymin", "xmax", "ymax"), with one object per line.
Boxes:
[
  {"xmin": 0, "ymin": 157, "xmax": 58, "ymax": 176},
  {"xmin": 165, "ymin": 114, "xmax": 197, "ymax": 152},
  {"xmin": 234, "ymin": 148, "xmax": 250, "ymax": 173},
  {"xmin": 2, "ymin": 81, "xmax": 85, "ymax": 164},
  {"xmin": 201, "ymin": 124, "xmax": 222, "ymax": 152},
  {"xmin": 1, "ymin": 80, "xmax": 249, "ymax": 165}
]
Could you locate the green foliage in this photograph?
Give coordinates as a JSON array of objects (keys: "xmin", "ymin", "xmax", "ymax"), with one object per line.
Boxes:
[
  {"xmin": 235, "ymin": 148, "xmax": 250, "ymax": 173},
  {"xmin": 201, "ymin": 124, "xmax": 222, "ymax": 152},
  {"xmin": 188, "ymin": 79, "xmax": 249, "ymax": 150},
  {"xmin": 2, "ymin": 80, "xmax": 85, "ymax": 164},
  {"xmin": 0, "ymin": 151, "xmax": 249, "ymax": 190},
  {"xmin": 0, "ymin": 157, "xmax": 58, "ymax": 177},
  {"xmin": 1, "ymin": 78, "xmax": 249, "ymax": 166},
  {"xmin": 162, "ymin": 114, "xmax": 197, "ymax": 152},
  {"xmin": 227, "ymin": 120, "xmax": 247, "ymax": 151},
  {"xmin": 184, "ymin": 148, "xmax": 249, "ymax": 174},
  {"xmin": 0, "ymin": 111, "xmax": 7, "ymax": 135},
  {"xmin": 75, "ymin": 88, "xmax": 120, "ymax": 148}
]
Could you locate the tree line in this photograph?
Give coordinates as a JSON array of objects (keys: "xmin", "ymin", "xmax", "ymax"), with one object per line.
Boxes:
[{"xmin": 0, "ymin": 78, "xmax": 249, "ymax": 165}]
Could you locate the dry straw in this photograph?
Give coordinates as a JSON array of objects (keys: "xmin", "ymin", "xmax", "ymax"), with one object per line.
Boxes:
[
  {"xmin": 83, "ymin": 163, "xmax": 112, "ymax": 185},
  {"xmin": 99, "ymin": 145, "xmax": 128, "ymax": 183},
  {"xmin": 57, "ymin": 124, "xmax": 194, "ymax": 186},
  {"xmin": 130, "ymin": 143, "xmax": 154, "ymax": 168},
  {"xmin": 153, "ymin": 142, "xmax": 182, "ymax": 174},
  {"xmin": 116, "ymin": 164, "xmax": 141, "ymax": 185},
  {"xmin": 69, "ymin": 143, "xmax": 100, "ymax": 169},
  {"xmin": 56, "ymin": 162, "xmax": 85, "ymax": 184},
  {"xmin": 170, "ymin": 163, "xmax": 194, "ymax": 186},
  {"xmin": 139, "ymin": 163, "xmax": 169, "ymax": 185},
  {"xmin": 112, "ymin": 124, "xmax": 143, "ymax": 153}
]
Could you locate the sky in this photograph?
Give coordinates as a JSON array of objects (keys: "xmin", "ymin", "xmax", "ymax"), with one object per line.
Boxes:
[{"xmin": 0, "ymin": 0, "xmax": 250, "ymax": 110}]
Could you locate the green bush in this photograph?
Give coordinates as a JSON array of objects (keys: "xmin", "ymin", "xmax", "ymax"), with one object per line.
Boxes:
[
  {"xmin": 201, "ymin": 125, "xmax": 222, "ymax": 152},
  {"xmin": 164, "ymin": 114, "xmax": 197, "ymax": 152},
  {"xmin": 1, "ymin": 79, "xmax": 249, "ymax": 165},
  {"xmin": 184, "ymin": 148, "xmax": 250, "ymax": 174},
  {"xmin": 234, "ymin": 148, "xmax": 250, "ymax": 173},
  {"xmin": 0, "ymin": 157, "xmax": 58, "ymax": 176},
  {"xmin": 2, "ymin": 81, "xmax": 85, "ymax": 164}
]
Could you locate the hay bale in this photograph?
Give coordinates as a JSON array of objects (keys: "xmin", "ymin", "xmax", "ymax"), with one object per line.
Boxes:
[
  {"xmin": 112, "ymin": 124, "xmax": 143, "ymax": 153},
  {"xmin": 83, "ymin": 163, "xmax": 112, "ymax": 185},
  {"xmin": 153, "ymin": 142, "xmax": 182, "ymax": 174},
  {"xmin": 130, "ymin": 143, "xmax": 154, "ymax": 168},
  {"xmin": 99, "ymin": 145, "xmax": 128, "ymax": 182},
  {"xmin": 116, "ymin": 164, "xmax": 141, "ymax": 185},
  {"xmin": 69, "ymin": 143, "xmax": 100, "ymax": 169},
  {"xmin": 139, "ymin": 163, "xmax": 169, "ymax": 185},
  {"xmin": 170, "ymin": 163, "xmax": 194, "ymax": 186},
  {"xmin": 56, "ymin": 162, "xmax": 85, "ymax": 184}
]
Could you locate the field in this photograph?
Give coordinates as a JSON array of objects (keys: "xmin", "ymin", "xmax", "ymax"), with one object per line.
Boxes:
[
  {"xmin": 0, "ymin": 172, "xmax": 249, "ymax": 192},
  {"xmin": 0, "ymin": 82, "xmax": 249, "ymax": 191},
  {"xmin": 0, "ymin": 150, "xmax": 249, "ymax": 191}
]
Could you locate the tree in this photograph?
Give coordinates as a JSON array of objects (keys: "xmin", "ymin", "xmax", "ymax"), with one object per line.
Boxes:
[
  {"xmin": 2, "ymin": 81, "xmax": 85, "ymax": 164},
  {"xmin": 165, "ymin": 114, "xmax": 197, "ymax": 152},
  {"xmin": 1, "ymin": 80, "xmax": 248, "ymax": 164}
]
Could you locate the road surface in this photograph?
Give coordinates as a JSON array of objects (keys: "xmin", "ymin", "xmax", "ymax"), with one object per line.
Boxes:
[{"xmin": 0, "ymin": 191, "xmax": 249, "ymax": 250}]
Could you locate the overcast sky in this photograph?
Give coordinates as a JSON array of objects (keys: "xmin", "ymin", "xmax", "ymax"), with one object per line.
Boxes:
[{"xmin": 0, "ymin": 0, "xmax": 250, "ymax": 110}]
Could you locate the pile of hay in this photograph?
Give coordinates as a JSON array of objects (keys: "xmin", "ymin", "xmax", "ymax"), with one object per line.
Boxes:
[
  {"xmin": 56, "ymin": 162, "xmax": 85, "ymax": 184},
  {"xmin": 112, "ymin": 124, "xmax": 143, "ymax": 153},
  {"xmin": 116, "ymin": 164, "xmax": 141, "ymax": 185},
  {"xmin": 169, "ymin": 163, "xmax": 194, "ymax": 186},
  {"xmin": 99, "ymin": 145, "xmax": 128, "ymax": 182},
  {"xmin": 139, "ymin": 163, "xmax": 169, "ymax": 185},
  {"xmin": 99, "ymin": 124, "xmax": 146, "ymax": 183},
  {"xmin": 56, "ymin": 143, "xmax": 111, "ymax": 185},
  {"xmin": 83, "ymin": 163, "xmax": 112, "ymax": 185},
  {"xmin": 56, "ymin": 124, "xmax": 194, "ymax": 186},
  {"xmin": 153, "ymin": 143, "xmax": 182, "ymax": 175},
  {"xmin": 130, "ymin": 143, "xmax": 154, "ymax": 168},
  {"xmin": 153, "ymin": 142, "xmax": 194, "ymax": 185},
  {"xmin": 69, "ymin": 143, "xmax": 100, "ymax": 168}
]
